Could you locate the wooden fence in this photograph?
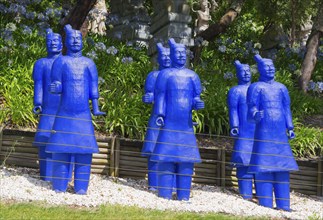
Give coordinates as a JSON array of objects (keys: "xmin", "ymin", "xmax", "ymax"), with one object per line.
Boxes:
[{"xmin": 0, "ymin": 128, "xmax": 322, "ymax": 196}]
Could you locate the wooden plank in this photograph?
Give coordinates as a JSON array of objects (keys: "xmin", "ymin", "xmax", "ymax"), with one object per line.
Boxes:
[
  {"xmin": 290, "ymin": 184, "xmax": 317, "ymax": 191},
  {"xmin": 92, "ymin": 153, "xmax": 109, "ymax": 160},
  {"xmin": 97, "ymin": 147, "xmax": 109, "ymax": 154},
  {"xmin": 92, "ymin": 158, "xmax": 109, "ymax": 165},
  {"xmin": 0, "ymin": 146, "xmax": 38, "ymax": 154},
  {"xmin": 91, "ymin": 164, "xmax": 109, "ymax": 169},
  {"xmin": 119, "ymin": 146, "xmax": 142, "ymax": 154},
  {"xmin": 290, "ymin": 173, "xmax": 317, "ymax": 181},
  {"xmin": 91, "ymin": 168, "xmax": 109, "ymax": 174},
  {"xmin": 194, "ymin": 167, "xmax": 217, "ymax": 175},
  {"xmin": 2, "ymin": 140, "xmax": 33, "ymax": 148},
  {"xmin": 193, "ymin": 177, "xmax": 217, "ymax": 184},
  {"xmin": 2, "ymin": 135, "xmax": 34, "ymax": 143},
  {"xmin": 119, "ymin": 170, "xmax": 146, "ymax": 178},
  {"xmin": 2, "ymin": 157, "xmax": 38, "ymax": 168},
  {"xmin": 119, "ymin": 159, "xmax": 146, "ymax": 168},
  {"xmin": 119, "ymin": 155, "xmax": 146, "ymax": 163},
  {"xmin": 1, "ymin": 152, "xmax": 38, "ymax": 160}
]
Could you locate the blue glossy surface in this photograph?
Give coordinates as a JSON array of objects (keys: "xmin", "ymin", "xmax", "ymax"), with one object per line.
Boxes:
[
  {"xmin": 247, "ymin": 55, "xmax": 298, "ymax": 210},
  {"xmin": 46, "ymin": 25, "xmax": 104, "ymax": 154},
  {"xmin": 227, "ymin": 61, "xmax": 256, "ymax": 199},
  {"xmin": 142, "ymin": 43, "xmax": 171, "ymax": 190},
  {"xmin": 142, "ymin": 43, "xmax": 171, "ymax": 156},
  {"xmin": 32, "ymin": 28, "xmax": 62, "ymax": 181},
  {"xmin": 46, "ymin": 24, "xmax": 104, "ymax": 194},
  {"xmin": 151, "ymin": 38, "xmax": 204, "ymax": 200},
  {"xmin": 247, "ymin": 55, "xmax": 298, "ymax": 173}
]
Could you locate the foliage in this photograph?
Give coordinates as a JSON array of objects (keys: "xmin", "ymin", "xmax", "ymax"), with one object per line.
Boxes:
[{"xmin": 290, "ymin": 120, "xmax": 323, "ymax": 158}]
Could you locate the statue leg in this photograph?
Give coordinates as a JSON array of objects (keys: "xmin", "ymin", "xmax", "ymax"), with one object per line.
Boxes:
[
  {"xmin": 176, "ymin": 162, "xmax": 194, "ymax": 201},
  {"xmin": 147, "ymin": 157, "xmax": 158, "ymax": 191},
  {"xmin": 237, "ymin": 166, "xmax": 253, "ymax": 199},
  {"xmin": 38, "ymin": 146, "xmax": 53, "ymax": 182},
  {"xmin": 274, "ymin": 172, "xmax": 290, "ymax": 211},
  {"xmin": 52, "ymin": 153, "xmax": 71, "ymax": 192},
  {"xmin": 255, "ymin": 172, "xmax": 274, "ymax": 208},
  {"xmin": 158, "ymin": 162, "xmax": 175, "ymax": 199},
  {"xmin": 74, "ymin": 153, "xmax": 92, "ymax": 195}
]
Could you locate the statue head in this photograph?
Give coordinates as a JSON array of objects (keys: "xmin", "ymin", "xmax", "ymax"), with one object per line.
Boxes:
[
  {"xmin": 168, "ymin": 38, "xmax": 186, "ymax": 68},
  {"xmin": 156, "ymin": 43, "xmax": 171, "ymax": 69},
  {"xmin": 64, "ymin": 24, "xmax": 83, "ymax": 53},
  {"xmin": 234, "ymin": 60, "xmax": 251, "ymax": 84},
  {"xmin": 254, "ymin": 55, "xmax": 275, "ymax": 81},
  {"xmin": 200, "ymin": 0, "xmax": 209, "ymax": 10},
  {"xmin": 46, "ymin": 28, "xmax": 62, "ymax": 54}
]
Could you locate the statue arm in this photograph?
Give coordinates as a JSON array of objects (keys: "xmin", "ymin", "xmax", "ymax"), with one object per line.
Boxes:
[
  {"xmin": 247, "ymin": 84, "xmax": 263, "ymax": 123},
  {"xmin": 142, "ymin": 71, "xmax": 157, "ymax": 104},
  {"xmin": 88, "ymin": 61, "xmax": 105, "ymax": 116},
  {"xmin": 227, "ymin": 88, "xmax": 239, "ymax": 135},
  {"xmin": 50, "ymin": 58, "xmax": 63, "ymax": 94},
  {"xmin": 192, "ymin": 73, "xmax": 205, "ymax": 110},
  {"xmin": 32, "ymin": 60, "xmax": 43, "ymax": 114},
  {"xmin": 281, "ymin": 86, "xmax": 294, "ymax": 130},
  {"xmin": 154, "ymin": 71, "xmax": 168, "ymax": 126}
]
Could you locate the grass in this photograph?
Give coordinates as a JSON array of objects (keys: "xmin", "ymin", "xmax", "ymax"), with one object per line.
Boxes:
[{"xmin": 0, "ymin": 202, "xmax": 258, "ymax": 220}]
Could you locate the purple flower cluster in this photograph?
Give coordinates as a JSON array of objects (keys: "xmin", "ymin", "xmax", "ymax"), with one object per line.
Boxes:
[{"xmin": 121, "ymin": 57, "xmax": 133, "ymax": 64}]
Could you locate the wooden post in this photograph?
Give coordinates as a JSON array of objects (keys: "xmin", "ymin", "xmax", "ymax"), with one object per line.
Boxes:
[
  {"xmin": 114, "ymin": 137, "xmax": 120, "ymax": 177},
  {"xmin": 318, "ymin": 157, "xmax": 323, "ymax": 196},
  {"xmin": 109, "ymin": 136, "xmax": 116, "ymax": 177},
  {"xmin": 221, "ymin": 148, "xmax": 226, "ymax": 187}
]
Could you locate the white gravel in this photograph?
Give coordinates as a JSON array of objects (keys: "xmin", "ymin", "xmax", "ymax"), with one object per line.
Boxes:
[{"xmin": 0, "ymin": 166, "xmax": 322, "ymax": 219}]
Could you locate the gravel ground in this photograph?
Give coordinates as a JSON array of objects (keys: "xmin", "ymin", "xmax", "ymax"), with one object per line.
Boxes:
[{"xmin": 0, "ymin": 166, "xmax": 322, "ymax": 219}]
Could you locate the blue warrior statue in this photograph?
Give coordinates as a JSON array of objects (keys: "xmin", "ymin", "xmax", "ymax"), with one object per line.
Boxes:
[
  {"xmin": 151, "ymin": 38, "xmax": 204, "ymax": 201},
  {"xmin": 247, "ymin": 54, "xmax": 298, "ymax": 211},
  {"xmin": 32, "ymin": 28, "xmax": 62, "ymax": 181},
  {"xmin": 46, "ymin": 24, "xmax": 105, "ymax": 194},
  {"xmin": 227, "ymin": 60, "xmax": 256, "ymax": 200},
  {"xmin": 142, "ymin": 43, "xmax": 171, "ymax": 191}
]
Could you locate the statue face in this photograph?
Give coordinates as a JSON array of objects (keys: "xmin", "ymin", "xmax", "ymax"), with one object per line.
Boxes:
[
  {"xmin": 46, "ymin": 34, "xmax": 62, "ymax": 53},
  {"xmin": 172, "ymin": 47, "xmax": 186, "ymax": 67},
  {"xmin": 260, "ymin": 60, "xmax": 275, "ymax": 80},
  {"xmin": 66, "ymin": 31, "xmax": 83, "ymax": 52},
  {"xmin": 158, "ymin": 50, "xmax": 171, "ymax": 68},
  {"xmin": 237, "ymin": 65, "xmax": 251, "ymax": 83},
  {"xmin": 201, "ymin": 1, "xmax": 208, "ymax": 10}
]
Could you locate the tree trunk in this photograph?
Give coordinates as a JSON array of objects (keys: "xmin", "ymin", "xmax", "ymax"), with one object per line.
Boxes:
[
  {"xmin": 290, "ymin": 0, "xmax": 296, "ymax": 47},
  {"xmin": 59, "ymin": 0, "xmax": 97, "ymax": 53},
  {"xmin": 299, "ymin": 2, "xmax": 323, "ymax": 92},
  {"xmin": 193, "ymin": 0, "xmax": 245, "ymax": 63}
]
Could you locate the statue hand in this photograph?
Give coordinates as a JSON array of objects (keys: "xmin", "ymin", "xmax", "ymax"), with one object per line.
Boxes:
[
  {"xmin": 93, "ymin": 110, "xmax": 106, "ymax": 116},
  {"xmin": 254, "ymin": 110, "xmax": 264, "ymax": 122},
  {"xmin": 33, "ymin": 106, "xmax": 42, "ymax": 114},
  {"xmin": 194, "ymin": 98, "xmax": 205, "ymax": 110},
  {"xmin": 230, "ymin": 128, "xmax": 239, "ymax": 136},
  {"xmin": 50, "ymin": 82, "xmax": 62, "ymax": 93},
  {"xmin": 288, "ymin": 130, "xmax": 295, "ymax": 139},
  {"xmin": 142, "ymin": 93, "xmax": 153, "ymax": 104},
  {"xmin": 156, "ymin": 116, "xmax": 164, "ymax": 127}
]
